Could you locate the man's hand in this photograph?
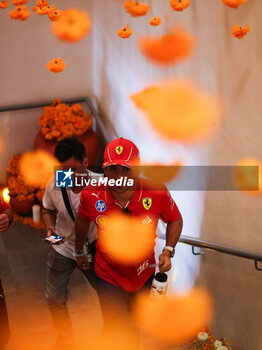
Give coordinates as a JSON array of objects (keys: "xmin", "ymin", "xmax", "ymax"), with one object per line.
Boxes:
[
  {"xmin": 0, "ymin": 213, "xmax": 10, "ymax": 232},
  {"xmin": 76, "ymin": 254, "xmax": 90, "ymax": 270},
  {"xmin": 158, "ymin": 250, "xmax": 172, "ymax": 273},
  {"xmin": 46, "ymin": 225, "xmax": 65, "ymax": 244}
]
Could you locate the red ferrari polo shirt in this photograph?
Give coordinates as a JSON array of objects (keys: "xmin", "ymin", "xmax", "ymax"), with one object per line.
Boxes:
[
  {"xmin": 0, "ymin": 197, "xmax": 9, "ymax": 213},
  {"xmin": 78, "ymin": 178, "xmax": 181, "ymax": 292}
]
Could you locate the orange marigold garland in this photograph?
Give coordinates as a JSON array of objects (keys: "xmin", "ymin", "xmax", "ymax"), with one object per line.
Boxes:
[
  {"xmin": 117, "ymin": 24, "xmax": 133, "ymax": 38},
  {"xmin": 170, "ymin": 0, "xmax": 191, "ymax": 11},
  {"xmin": 222, "ymin": 0, "xmax": 246, "ymax": 8},
  {"xmin": 51, "ymin": 9, "xmax": 92, "ymax": 43},
  {"xmin": 33, "ymin": 4, "xmax": 55, "ymax": 15},
  {"xmin": 47, "ymin": 57, "xmax": 66, "ymax": 73},
  {"xmin": 124, "ymin": 0, "xmax": 150, "ymax": 17},
  {"xmin": 38, "ymin": 99, "xmax": 93, "ymax": 141},
  {"xmin": 13, "ymin": 213, "xmax": 45, "ymax": 230},
  {"xmin": 36, "ymin": 0, "xmax": 48, "ymax": 8},
  {"xmin": 11, "ymin": 0, "xmax": 26, "ymax": 5},
  {"xmin": 9, "ymin": 5, "xmax": 30, "ymax": 20},
  {"xmin": 48, "ymin": 8, "xmax": 62, "ymax": 21},
  {"xmin": 232, "ymin": 24, "xmax": 250, "ymax": 39},
  {"xmin": 149, "ymin": 16, "xmax": 161, "ymax": 26},
  {"xmin": 0, "ymin": 1, "xmax": 9, "ymax": 9},
  {"xmin": 139, "ymin": 26, "xmax": 195, "ymax": 66}
]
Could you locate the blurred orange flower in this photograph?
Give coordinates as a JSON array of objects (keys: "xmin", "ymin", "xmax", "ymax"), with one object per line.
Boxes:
[
  {"xmin": 124, "ymin": 0, "xmax": 150, "ymax": 17},
  {"xmin": 133, "ymin": 288, "xmax": 213, "ymax": 346},
  {"xmin": 14, "ymin": 213, "xmax": 45, "ymax": 229},
  {"xmin": 149, "ymin": 16, "xmax": 161, "ymax": 26},
  {"xmin": 48, "ymin": 8, "xmax": 63, "ymax": 21},
  {"xmin": 52, "ymin": 8, "xmax": 92, "ymax": 43},
  {"xmin": 170, "ymin": 0, "xmax": 190, "ymax": 11},
  {"xmin": 47, "ymin": 57, "xmax": 66, "ymax": 73},
  {"xmin": 117, "ymin": 24, "xmax": 133, "ymax": 38},
  {"xmin": 11, "ymin": 0, "xmax": 26, "ymax": 5},
  {"xmin": 99, "ymin": 213, "xmax": 156, "ymax": 264},
  {"xmin": 130, "ymin": 80, "xmax": 221, "ymax": 142},
  {"xmin": 222, "ymin": 0, "xmax": 246, "ymax": 8},
  {"xmin": 20, "ymin": 150, "xmax": 59, "ymax": 187},
  {"xmin": 33, "ymin": 4, "xmax": 55, "ymax": 15},
  {"xmin": 233, "ymin": 158, "xmax": 262, "ymax": 195},
  {"xmin": 9, "ymin": 5, "xmax": 30, "ymax": 20},
  {"xmin": 232, "ymin": 24, "xmax": 250, "ymax": 39},
  {"xmin": 141, "ymin": 162, "xmax": 182, "ymax": 185},
  {"xmin": 0, "ymin": 1, "xmax": 9, "ymax": 9},
  {"xmin": 139, "ymin": 26, "xmax": 195, "ymax": 66},
  {"xmin": 38, "ymin": 99, "xmax": 93, "ymax": 141}
]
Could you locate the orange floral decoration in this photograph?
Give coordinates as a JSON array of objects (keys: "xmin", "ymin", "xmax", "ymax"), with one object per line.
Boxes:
[
  {"xmin": 36, "ymin": 0, "xmax": 48, "ymax": 8},
  {"xmin": 11, "ymin": 0, "xmax": 27, "ymax": 5},
  {"xmin": 14, "ymin": 213, "xmax": 45, "ymax": 230},
  {"xmin": 170, "ymin": 0, "xmax": 191, "ymax": 11},
  {"xmin": 139, "ymin": 26, "xmax": 195, "ymax": 66},
  {"xmin": 117, "ymin": 24, "xmax": 133, "ymax": 39},
  {"xmin": 48, "ymin": 8, "xmax": 63, "ymax": 21},
  {"xmin": 38, "ymin": 99, "xmax": 93, "ymax": 141},
  {"xmin": 47, "ymin": 57, "xmax": 66, "ymax": 73},
  {"xmin": 52, "ymin": 9, "xmax": 92, "ymax": 43},
  {"xmin": 149, "ymin": 16, "xmax": 161, "ymax": 26},
  {"xmin": 130, "ymin": 80, "xmax": 221, "ymax": 142},
  {"xmin": 222, "ymin": 0, "xmax": 246, "ymax": 8},
  {"xmin": 233, "ymin": 158, "xmax": 262, "ymax": 195},
  {"xmin": 232, "ymin": 24, "xmax": 250, "ymax": 39},
  {"xmin": 9, "ymin": 5, "xmax": 30, "ymax": 20},
  {"xmin": 33, "ymin": 4, "xmax": 55, "ymax": 15},
  {"xmin": 0, "ymin": 1, "xmax": 9, "ymax": 9},
  {"xmin": 124, "ymin": 0, "xmax": 150, "ymax": 17},
  {"xmin": 190, "ymin": 328, "xmax": 230, "ymax": 350}
]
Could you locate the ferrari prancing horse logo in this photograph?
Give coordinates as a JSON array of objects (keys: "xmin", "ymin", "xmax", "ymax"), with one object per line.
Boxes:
[
  {"xmin": 142, "ymin": 197, "xmax": 152, "ymax": 210},
  {"xmin": 116, "ymin": 146, "xmax": 123, "ymax": 155}
]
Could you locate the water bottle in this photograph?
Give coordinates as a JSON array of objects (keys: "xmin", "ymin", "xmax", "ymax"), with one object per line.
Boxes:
[{"xmin": 150, "ymin": 272, "xmax": 168, "ymax": 299}]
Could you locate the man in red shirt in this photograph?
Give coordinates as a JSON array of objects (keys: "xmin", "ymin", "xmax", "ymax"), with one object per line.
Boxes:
[
  {"xmin": 75, "ymin": 138, "xmax": 183, "ymax": 326},
  {"xmin": 0, "ymin": 197, "xmax": 13, "ymax": 349}
]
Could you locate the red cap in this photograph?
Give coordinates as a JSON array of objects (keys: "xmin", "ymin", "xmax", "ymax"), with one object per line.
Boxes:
[{"xmin": 102, "ymin": 138, "xmax": 140, "ymax": 168}]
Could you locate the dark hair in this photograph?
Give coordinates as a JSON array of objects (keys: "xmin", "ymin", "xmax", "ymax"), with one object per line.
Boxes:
[{"xmin": 54, "ymin": 137, "xmax": 86, "ymax": 163}]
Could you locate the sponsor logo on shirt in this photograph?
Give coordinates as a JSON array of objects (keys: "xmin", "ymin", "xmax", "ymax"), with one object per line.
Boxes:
[
  {"xmin": 142, "ymin": 215, "xmax": 152, "ymax": 224},
  {"xmin": 142, "ymin": 197, "xmax": 152, "ymax": 210},
  {"xmin": 95, "ymin": 200, "xmax": 106, "ymax": 212},
  {"xmin": 137, "ymin": 259, "xmax": 149, "ymax": 276},
  {"xmin": 96, "ymin": 215, "xmax": 109, "ymax": 227},
  {"xmin": 56, "ymin": 168, "xmax": 74, "ymax": 188}
]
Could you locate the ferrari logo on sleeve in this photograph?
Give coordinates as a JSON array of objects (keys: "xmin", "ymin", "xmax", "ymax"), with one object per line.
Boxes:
[
  {"xmin": 116, "ymin": 146, "xmax": 123, "ymax": 155},
  {"xmin": 142, "ymin": 197, "xmax": 152, "ymax": 210}
]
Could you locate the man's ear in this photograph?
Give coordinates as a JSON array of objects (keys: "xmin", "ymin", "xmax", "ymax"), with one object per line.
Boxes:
[{"xmin": 83, "ymin": 157, "xmax": 88, "ymax": 168}]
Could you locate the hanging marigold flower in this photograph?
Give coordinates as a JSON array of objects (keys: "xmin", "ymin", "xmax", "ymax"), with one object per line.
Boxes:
[
  {"xmin": 117, "ymin": 24, "xmax": 133, "ymax": 38},
  {"xmin": 9, "ymin": 5, "xmax": 30, "ymax": 20},
  {"xmin": 149, "ymin": 16, "xmax": 161, "ymax": 26},
  {"xmin": 51, "ymin": 8, "xmax": 92, "ymax": 43},
  {"xmin": 33, "ymin": 3, "xmax": 55, "ymax": 15},
  {"xmin": 222, "ymin": 0, "xmax": 246, "ymax": 8},
  {"xmin": 0, "ymin": 1, "xmax": 8, "ymax": 9},
  {"xmin": 130, "ymin": 80, "xmax": 221, "ymax": 142},
  {"xmin": 48, "ymin": 8, "xmax": 63, "ymax": 21},
  {"xmin": 170, "ymin": 0, "xmax": 191, "ymax": 11},
  {"xmin": 11, "ymin": 0, "xmax": 26, "ymax": 5},
  {"xmin": 139, "ymin": 26, "xmax": 195, "ymax": 66},
  {"xmin": 124, "ymin": 0, "xmax": 150, "ymax": 17},
  {"xmin": 36, "ymin": 0, "xmax": 48, "ymax": 8},
  {"xmin": 232, "ymin": 24, "xmax": 250, "ymax": 39},
  {"xmin": 47, "ymin": 57, "xmax": 66, "ymax": 73}
]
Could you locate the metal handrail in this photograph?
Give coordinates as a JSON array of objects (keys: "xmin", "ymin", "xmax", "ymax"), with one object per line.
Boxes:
[{"xmin": 179, "ymin": 235, "xmax": 262, "ymax": 271}]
